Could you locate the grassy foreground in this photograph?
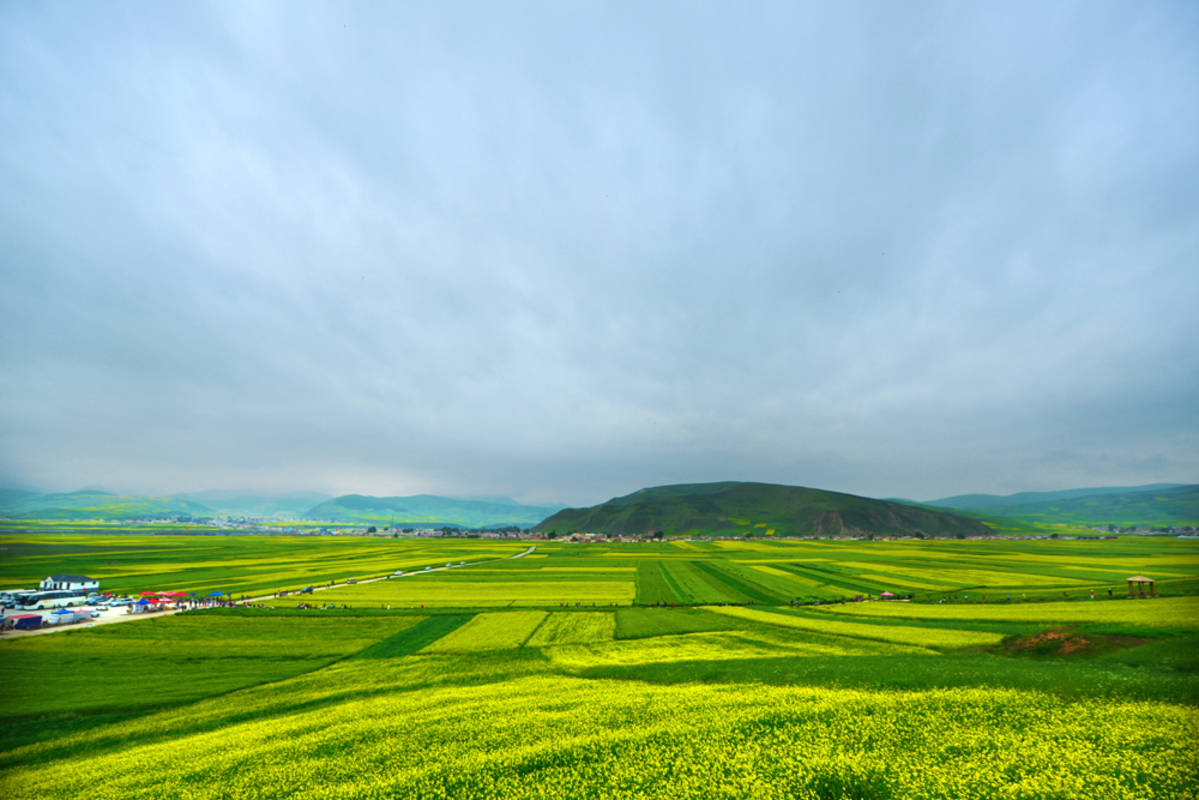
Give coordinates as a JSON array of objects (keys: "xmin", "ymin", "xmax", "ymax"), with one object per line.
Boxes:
[{"xmin": 1, "ymin": 534, "xmax": 1197, "ymax": 798}]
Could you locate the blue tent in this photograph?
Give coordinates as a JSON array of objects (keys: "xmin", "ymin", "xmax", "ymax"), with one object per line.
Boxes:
[
  {"xmin": 135, "ymin": 598, "xmax": 150, "ymax": 605},
  {"xmin": 208, "ymin": 591, "xmax": 225, "ymax": 597}
]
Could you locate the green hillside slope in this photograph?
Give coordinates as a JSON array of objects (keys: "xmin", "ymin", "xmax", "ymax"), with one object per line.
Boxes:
[
  {"xmin": 304, "ymin": 494, "xmax": 563, "ymax": 528},
  {"xmin": 534, "ymin": 481, "xmax": 991, "ymax": 538}
]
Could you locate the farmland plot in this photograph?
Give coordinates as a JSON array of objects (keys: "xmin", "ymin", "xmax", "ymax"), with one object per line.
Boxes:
[
  {"xmin": 819, "ymin": 594, "xmax": 1199, "ymax": 627},
  {"xmin": 707, "ymin": 606, "xmax": 1005, "ymax": 649},
  {"xmin": 275, "ymin": 575, "xmax": 634, "ymax": 608},
  {"xmin": 421, "ymin": 611, "xmax": 546, "ymax": 653},
  {"xmin": 3, "ymin": 534, "xmax": 1198, "ymax": 800},
  {"xmin": 526, "ymin": 612, "xmax": 615, "ymax": 646},
  {"xmin": 5, "ymin": 660, "xmax": 1196, "ymax": 800}
]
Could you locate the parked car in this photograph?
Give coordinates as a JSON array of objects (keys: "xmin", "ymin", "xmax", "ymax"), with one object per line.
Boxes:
[
  {"xmin": 300, "ymin": 586, "xmax": 314, "ymax": 594},
  {"xmin": 392, "ymin": 570, "xmax": 404, "ymax": 577},
  {"xmin": 346, "ymin": 578, "xmax": 357, "ymax": 584}
]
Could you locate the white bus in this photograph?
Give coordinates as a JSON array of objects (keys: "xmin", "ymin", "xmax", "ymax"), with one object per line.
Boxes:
[{"xmin": 21, "ymin": 591, "xmax": 88, "ymax": 610}]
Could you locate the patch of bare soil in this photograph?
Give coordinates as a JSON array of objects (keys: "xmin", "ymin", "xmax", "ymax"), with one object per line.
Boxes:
[{"xmin": 1005, "ymin": 629, "xmax": 1155, "ymax": 657}]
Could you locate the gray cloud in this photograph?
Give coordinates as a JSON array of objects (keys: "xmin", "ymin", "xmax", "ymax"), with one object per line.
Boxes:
[{"xmin": 2, "ymin": 1, "xmax": 1197, "ymax": 505}]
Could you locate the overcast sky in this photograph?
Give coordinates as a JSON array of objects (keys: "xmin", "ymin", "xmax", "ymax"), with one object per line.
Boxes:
[{"xmin": 1, "ymin": 1, "xmax": 1196, "ymax": 505}]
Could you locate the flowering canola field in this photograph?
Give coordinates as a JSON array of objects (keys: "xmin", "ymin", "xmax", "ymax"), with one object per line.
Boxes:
[
  {"xmin": 4, "ymin": 654, "xmax": 1196, "ymax": 800},
  {"xmin": 2, "ymin": 535, "xmax": 1198, "ymax": 799}
]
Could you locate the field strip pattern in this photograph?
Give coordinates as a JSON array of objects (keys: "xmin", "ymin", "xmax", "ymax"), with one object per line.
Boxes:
[{"xmin": 705, "ymin": 605, "xmax": 1006, "ymax": 648}]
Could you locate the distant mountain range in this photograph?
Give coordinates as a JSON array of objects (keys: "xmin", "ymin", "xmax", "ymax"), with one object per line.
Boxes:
[
  {"xmin": 302, "ymin": 494, "xmax": 563, "ymax": 528},
  {"xmin": 0, "ymin": 488, "xmax": 563, "ymax": 528},
  {"xmin": 925, "ymin": 483, "xmax": 1198, "ymax": 526},
  {"xmin": 0, "ymin": 490, "xmax": 213, "ymax": 520},
  {"xmin": 174, "ymin": 490, "xmax": 333, "ymax": 518},
  {"xmin": 2, "ymin": 481, "xmax": 1193, "ymax": 529},
  {"xmin": 926, "ymin": 483, "xmax": 1186, "ymax": 509},
  {"xmin": 535, "ymin": 481, "xmax": 991, "ymax": 538}
]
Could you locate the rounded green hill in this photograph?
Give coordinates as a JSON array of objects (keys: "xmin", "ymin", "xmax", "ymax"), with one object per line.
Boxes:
[{"xmin": 534, "ymin": 481, "xmax": 992, "ymax": 538}]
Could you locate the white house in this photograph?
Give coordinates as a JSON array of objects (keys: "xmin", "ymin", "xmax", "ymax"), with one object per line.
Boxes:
[{"xmin": 39, "ymin": 574, "xmax": 99, "ymax": 592}]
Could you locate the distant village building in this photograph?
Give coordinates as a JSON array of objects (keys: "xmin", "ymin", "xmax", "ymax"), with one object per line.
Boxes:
[{"xmin": 39, "ymin": 574, "xmax": 98, "ymax": 592}]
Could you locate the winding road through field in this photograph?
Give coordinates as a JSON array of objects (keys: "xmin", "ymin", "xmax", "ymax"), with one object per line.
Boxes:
[{"xmin": 0, "ymin": 543, "xmax": 538, "ymax": 639}]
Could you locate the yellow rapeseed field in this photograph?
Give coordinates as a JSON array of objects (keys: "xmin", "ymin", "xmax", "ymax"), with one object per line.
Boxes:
[
  {"xmin": 819, "ymin": 595, "xmax": 1199, "ymax": 626},
  {"xmin": 3, "ymin": 535, "xmax": 1197, "ymax": 799},
  {"xmin": 5, "ymin": 661, "xmax": 1196, "ymax": 800},
  {"xmin": 706, "ymin": 605, "xmax": 1006, "ymax": 648}
]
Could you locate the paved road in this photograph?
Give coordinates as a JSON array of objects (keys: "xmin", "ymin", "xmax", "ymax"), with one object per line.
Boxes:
[{"xmin": 1, "ymin": 544, "xmax": 539, "ymax": 639}]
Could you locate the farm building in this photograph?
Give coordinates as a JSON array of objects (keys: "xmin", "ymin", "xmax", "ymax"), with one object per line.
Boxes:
[{"xmin": 39, "ymin": 574, "xmax": 99, "ymax": 592}]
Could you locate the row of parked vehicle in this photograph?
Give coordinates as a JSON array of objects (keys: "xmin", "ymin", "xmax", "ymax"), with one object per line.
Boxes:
[
  {"xmin": 1, "ymin": 606, "xmax": 102, "ymax": 631},
  {"xmin": 0, "ymin": 588, "xmax": 141, "ymax": 612}
]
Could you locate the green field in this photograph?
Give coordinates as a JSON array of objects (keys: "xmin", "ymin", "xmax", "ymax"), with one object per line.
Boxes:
[
  {"xmin": 0, "ymin": 533, "xmax": 527, "ymax": 597},
  {"xmin": 271, "ymin": 537, "xmax": 1199, "ymax": 608},
  {"xmin": 2, "ymin": 533, "xmax": 1198, "ymax": 799},
  {"xmin": 6, "ymin": 533, "xmax": 1196, "ymax": 604}
]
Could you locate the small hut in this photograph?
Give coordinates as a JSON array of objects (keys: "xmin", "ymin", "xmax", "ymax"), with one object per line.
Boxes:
[{"xmin": 1126, "ymin": 575, "xmax": 1156, "ymax": 598}]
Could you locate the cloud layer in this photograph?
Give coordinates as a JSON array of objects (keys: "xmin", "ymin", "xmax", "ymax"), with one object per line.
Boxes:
[{"xmin": 2, "ymin": 1, "xmax": 1197, "ymax": 504}]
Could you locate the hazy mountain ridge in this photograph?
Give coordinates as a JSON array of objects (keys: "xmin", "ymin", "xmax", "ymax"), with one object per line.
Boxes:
[
  {"xmin": 927, "ymin": 483, "xmax": 1186, "ymax": 509},
  {"xmin": 0, "ymin": 488, "xmax": 41, "ymax": 507},
  {"xmin": 0, "ymin": 490, "xmax": 213, "ymax": 520},
  {"xmin": 2, "ymin": 482, "xmax": 1191, "ymax": 527},
  {"xmin": 0, "ymin": 487, "xmax": 559, "ymax": 525},
  {"xmin": 303, "ymin": 494, "xmax": 564, "ymax": 528},
  {"xmin": 175, "ymin": 490, "xmax": 333, "ymax": 518},
  {"xmin": 534, "ymin": 481, "xmax": 991, "ymax": 538},
  {"xmin": 929, "ymin": 484, "xmax": 1198, "ymax": 526}
]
